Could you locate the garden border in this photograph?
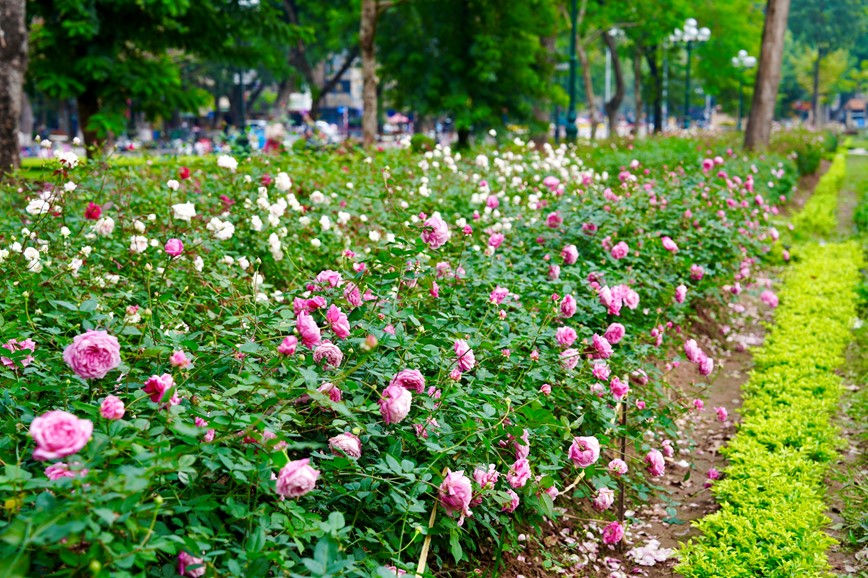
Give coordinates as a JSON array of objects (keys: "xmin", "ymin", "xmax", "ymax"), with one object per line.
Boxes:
[{"xmin": 677, "ymin": 157, "xmax": 864, "ymax": 577}]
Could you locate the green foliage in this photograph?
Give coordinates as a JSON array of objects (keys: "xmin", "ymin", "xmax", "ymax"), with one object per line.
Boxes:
[
  {"xmin": 409, "ymin": 134, "xmax": 437, "ymax": 153},
  {"xmin": 27, "ymin": 0, "xmax": 299, "ymax": 138},
  {"xmin": 0, "ymin": 138, "xmax": 800, "ymax": 576},
  {"xmin": 677, "ymin": 233, "xmax": 865, "ymax": 575},
  {"xmin": 378, "ymin": 0, "xmax": 558, "ymax": 137}
]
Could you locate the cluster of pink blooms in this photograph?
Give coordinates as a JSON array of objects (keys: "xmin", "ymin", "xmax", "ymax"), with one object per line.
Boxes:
[{"xmin": 683, "ymin": 338, "xmax": 715, "ymax": 376}]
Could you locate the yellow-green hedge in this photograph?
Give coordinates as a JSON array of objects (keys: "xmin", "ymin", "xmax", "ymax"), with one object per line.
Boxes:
[
  {"xmin": 791, "ymin": 154, "xmax": 846, "ymax": 239},
  {"xmin": 677, "ymin": 241, "xmax": 863, "ymax": 577}
]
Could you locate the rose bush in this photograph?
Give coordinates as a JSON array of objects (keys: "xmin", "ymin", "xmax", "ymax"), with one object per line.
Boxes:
[{"xmin": 0, "ymin": 135, "xmax": 800, "ymax": 576}]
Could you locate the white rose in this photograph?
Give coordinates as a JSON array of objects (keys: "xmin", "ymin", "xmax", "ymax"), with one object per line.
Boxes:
[
  {"xmin": 217, "ymin": 154, "xmax": 238, "ymax": 172},
  {"xmin": 130, "ymin": 236, "xmax": 149, "ymax": 253},
  {"xmin": 275, "ymin": 172, "xmax": 292, "ymax": 192},
  {"xmin": 172, "ymin": 202, "xmax": 196, "ymax": 222},
  {"xmin": 167, "ymin": 179, "xmax": 180, "ymax": 191}
]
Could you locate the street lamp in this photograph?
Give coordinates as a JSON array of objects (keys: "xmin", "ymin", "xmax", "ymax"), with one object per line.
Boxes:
[
  {"xmin": 565, "ymin": 0, "xmax": 578, "ymax": 142},
  {"xmin": 731, "ymin": 50, "xmax": 757, "ymax": 131},
  {"xmin": 670, "ymin": 19, "xmax": 710, "ymax": 129}
]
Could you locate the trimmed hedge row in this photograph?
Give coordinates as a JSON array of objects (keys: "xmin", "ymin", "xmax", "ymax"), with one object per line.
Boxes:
[
  {"xmin": 791, "ymin": 153, "xmax": 846, "ymax": 239},
  {"xmin": 677, "ymin": 240, "xmax": 863, "ymax": 577}
]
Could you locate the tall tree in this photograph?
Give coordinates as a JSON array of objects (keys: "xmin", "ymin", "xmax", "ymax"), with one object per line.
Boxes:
[
  {"xmin": 378, "ymin": 0, "xmax": 557, "ymax": 147},
  {"xmin": 602, "ymin": 32, "xmax": 625, "ymax": 137},
  {"xmin": 27, "ymin": 0, "xmax": 296, "ymax": 149},
  {"xmin": 789, "ymin": 0, "xmax": 867, "ymax": 127},
  {"xmin": 0, "ymin": 0, "xmax": 27, "ymax": 173},
  {"xmin": 745, "ymin": 0, "xmax": 791, "ymax": 150}
]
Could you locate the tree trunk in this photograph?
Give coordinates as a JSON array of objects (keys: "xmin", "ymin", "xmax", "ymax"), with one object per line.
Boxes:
[
  {"xmin": 744, "ymin": 0, "xmax": 791, "ymax": 151},
  {"xmin": 20, "ymin": 89, "xmax": 33, "ymax": 146},
  {"xmin": 275, "ymin": 79, "xmax": 294, "ymax": 118},
  {"xmin": 577, "ymin": 42, "xmax": 597, "ymax": 140},
  {"xmin": 457, "ymin": 127, "xmax": 470, "ymax": 148},
  {"xmin": 811, "ymin": 48, "xmax": 823, "ymax": 128},
  {"xmin": 77, "ymin": 89, "xmax": 101, "ymax": 153},
  {"xmin": 603, "ymin": 33, "xmax": 625, "ymax": 139},
  {"xmin": 633, "ymin": 44, "xmax": 643, "ymax": 137},
  {"xmin": 360, "ymin": 0, "xmax": 378, "ymax": 148},
  {"xmin": 532, "ymin": 34, "xmax": 558, "ymax": 145},
  {"xmin": 0, "ymin": 0, "xmax": 28, "ymax": 174},
  {"xmin": 646, "ymin": 46, "xmax": 662, "ymax": 133}
]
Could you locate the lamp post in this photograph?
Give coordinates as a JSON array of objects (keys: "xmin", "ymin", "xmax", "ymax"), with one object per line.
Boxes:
[
  {"xmin": 670, "ymin": 19, "xmax": 710, "ymax": 129},
  {"xmin": 565, "ymin": 0, "xmax": 578, "ymax": 142},
  {"xmin": 731, "ymin": 50, "xmax": 757, "ymax": 131}
]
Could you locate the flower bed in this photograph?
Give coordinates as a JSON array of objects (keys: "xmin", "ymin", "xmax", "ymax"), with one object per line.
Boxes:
[
  {"xmin": 678, "ymin": 156, "xmax": 863, "ymax": 577},
  {"xmin": 0, "ymin": 138, "xmax": 799, "ymax": 577}
]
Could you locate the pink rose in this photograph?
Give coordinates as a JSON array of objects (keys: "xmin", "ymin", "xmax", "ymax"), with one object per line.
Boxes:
[
  {"xmin": 344, "ymin": 283, "xmax": 362, "ymax": 308},
  {"xmin": 675, "ymin": 284, "xmax": 687, "ymax": 304},
  {"xmin": 29, "ymin": 410, "xmax": 93, "ymax": 461},
  {"xmin": 502, "ymin": 489, "xmax": 520, "ymax": 513},
  {"xmin": 592, "ymin": 334, "xmax": 613, "ymax": 359},
  {"xmin": 45, "ymin": 462, "xmax": 88, "ymax": 481},
  {"xmin": 506, "ymin": 458, "xmax": 531, "ymax": 488},
  {"xmin": 561, "ymin": 244, "xmax": 578, "ymax": 265},
  {"xmin": 610, "ymin": 376, "xmax": 629, "ymax": 400},
  {"xmin": 296, "ymin": 311, "xmax": 322, "ymax": 349},
  {"xmin": 623, "ymin": 288, "xmax": 640, "ymax": 310},
  {"xmin": 548, "ymin": 264, "xmax": 561, "ymax": 280},
  {"xmin": 164, "ymin": 238, "xmax": 184, "ymax": 257},
  {"xmin": 421, "ymin": 214, "xmax": 450, "ymax": 249},
  {"xmin": 315, "ymin": 269, "xmax": 342, "ymax": 288},
  {"xmin": 560, "ymin": 294, "xmax": 577, "ymax": 318},
  {"xmin": 603, "ymin": 323, "xmax": 625, "ymax": 344},
  {"xmin": 488, "ymin": 233, "xmax": 505, "ymax": 248},
  {"xmin": 542, "ymin": 175, "xmax": 560, "ymax": 190},
  {"xmin": 63, "ymin": 330, "xmax": 121, "ymax": 379},
  {"xmin": 661, "ymin": 236, "xmax": 679, "ymax": 252},
  {"xmin": 555, "ymin": 326, "xmax": 578, "ymax": 347},
  {"xmin": 693, "ymin": 399, "xmax": 705, "ymax": 411},
  {"xmin": 143, "ymin": 373, "xmax": 180, "ymax": 406},
  {"xmin": 329, "ymin": 432, "xmax": 362, "ymax": 458},
  {"xmin": 690, "ymin": 264, "xmax": 704, "ymax": 280},
  {"xmin": 684, "ymin": 339, "xmax": 703, "ymax": 363},
  {"xmin": 178, "ymin": 551, "xmax": 206, "ymax": 578},
  {"xmin": 568, "ymin": 436, "xmax": 600, "ymax": 468},
  {"xmin": 439, "ymin": 469, "xmax": 473, "ymax": 525},
  {"xmin": 602, "ymin": 521, "xmax": 624, "ymax": 545},
  {"xmin": 275, "ymin": 458, "xmax": 320, "ymax": 498},
  {"xmin": 326, "ymin": 305, "xmax": 351, "ymax": 339},
  {"xmin": 313, "ymin": 342, "xmax": 343, "ymax": 370},
  {"xmin": 379, "ymin": 383, "xmax": 412, "ymax": 424},
  {"xmin": 546, "ymin": 211, "xmax": 563, "ymax": 228},
  {"xmin": 454, "ymin": 339, "xmax": 476, "ymax": 371},
  {"xmin": 473, "ymin": 464, "xmax": 500, "ymax": 489},
  {"xmin": 699, "ymin": 356, "xmax": 714, "ymax": 376},
  {"xmin": 100, "ymin": 395, "xmax": 125, "ymax": 420},
  {"xmin": 645, "ymin": 449, "xmax": 665, "ymax": 476},
  {"xmin": 540, "ymin": 383, "xmax": 552, "ymax": 395},
  {"xmin": 278, "ymin": 336, "xmax": 298, "ymax": 356},
  {"xmin": 490, "ymin": 286, "xmax": 509, "ymax": 305},
  {"xmin": 317, "ymin": 382, "xmax": 343, "ymax": 402},
  {"xmin": 169, "ymin": 350, "xmax": 192, "ymax": 369},
  {"xmin": 610, "ymin": 241, "xmax": 629, "ymax": 260},
  {"xmin": 1, "ymin": 338, "xmax": 36, "ymax": 368},
  {"xmin": 390, "ymin": 369, "xmax": 426, "ymax": 393},
  {"xmin": 593, "ymin": 487, "xmax": 615, "ymax": 511},
  {"xmin": 592, "ymin": 362, "xmax": 611, "ymax": 380},
  {"xmin": 608, "ymin": 458, "xmax": 628, "ymax": 476},
  {"xmin": 715, "ymin": 406, "xmax": 728, "ymax": 422},
  {"xmin": 560, "ymin": 348, "xmax": 580, "ymax": 370}
]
